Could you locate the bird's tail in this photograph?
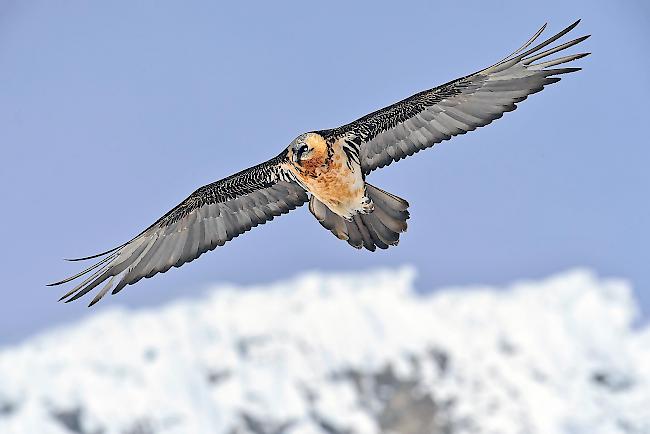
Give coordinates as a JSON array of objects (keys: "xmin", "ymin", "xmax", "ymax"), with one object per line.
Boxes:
[{"xmin": 309, "ymin": 183, "xmax": 409, "ymax": 251}]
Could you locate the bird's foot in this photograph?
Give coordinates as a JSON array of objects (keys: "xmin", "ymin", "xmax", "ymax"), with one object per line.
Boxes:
[{"xmin": 360, "ymin": 196, "xmax": 375, "ymax": 214}]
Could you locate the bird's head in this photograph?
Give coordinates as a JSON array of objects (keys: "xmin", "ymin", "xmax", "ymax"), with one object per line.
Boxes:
[{"xmin": 288, "ymin": 132, "xmax": 328, "ymax": 168}]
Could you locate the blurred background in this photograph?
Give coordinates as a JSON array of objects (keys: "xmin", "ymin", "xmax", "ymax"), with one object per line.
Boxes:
[{"xmin": 1, "ymin": 1, "xmax": 649, "ymax": 433}]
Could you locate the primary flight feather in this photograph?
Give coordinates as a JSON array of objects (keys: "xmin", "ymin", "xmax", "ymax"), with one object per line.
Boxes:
[{"xmin": 50, "ymin": 21, "xmax": 590, "ymax": 305}]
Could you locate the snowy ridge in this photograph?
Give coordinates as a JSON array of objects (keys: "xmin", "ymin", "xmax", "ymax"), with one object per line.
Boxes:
[{"xmin": 0, "ymin": 268, "xmax": 648, "ymax": 434}]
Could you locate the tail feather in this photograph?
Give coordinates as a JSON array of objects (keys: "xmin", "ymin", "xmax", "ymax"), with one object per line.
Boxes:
[
  {"xmin": 365, "ymin": 212, "xmax": 400, "ymax": 245},
  {"xmin": 309, "ymin": 183, "xmax": 409, "ymax": 251},
  {"xmin": 345, "ymin": 217, "xmax": 365, "ymax": 249}
]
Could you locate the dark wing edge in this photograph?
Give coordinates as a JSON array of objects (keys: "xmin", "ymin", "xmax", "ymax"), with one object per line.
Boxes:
[
  {"xmin": 48, "ymin": 154, "xmax": 307, "ymax": 306},
  {"xmin": 319, "ymin": 20, "xmax": 590, "ymax": 174}
]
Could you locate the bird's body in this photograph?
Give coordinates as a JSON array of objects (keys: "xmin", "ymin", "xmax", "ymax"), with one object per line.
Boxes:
[
  {"xmin": 283, "ymin": 133, "xmax": 369, "ymax": 219},
  {"xmin": 50, "ymin": 21, "xmax": 590, "ymax": 305}
]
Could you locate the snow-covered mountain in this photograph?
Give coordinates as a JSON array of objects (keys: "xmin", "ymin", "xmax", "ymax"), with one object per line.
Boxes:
[{"xmin": 0, "ymin": 268, "xmax": 648, "ymax": 434}]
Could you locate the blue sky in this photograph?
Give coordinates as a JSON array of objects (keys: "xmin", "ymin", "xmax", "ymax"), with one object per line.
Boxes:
[{"xmin": 0, "ymin": 1, "xmax": 648, "ymax": 344}]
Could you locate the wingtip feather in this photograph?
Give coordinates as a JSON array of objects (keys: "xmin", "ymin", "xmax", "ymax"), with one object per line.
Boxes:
[
  {"xmin": 63, "ymin": 243, "xmax": 126, "ymax": 262},
  {"xmin": 567, "ymin": 19, "xmax": 581, "ymax": 31}
]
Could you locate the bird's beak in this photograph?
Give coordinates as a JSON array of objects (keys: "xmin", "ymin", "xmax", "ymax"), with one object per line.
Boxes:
[{"xmin": 291, "ymin": 146, "xmax": 300, "ymax": 164}]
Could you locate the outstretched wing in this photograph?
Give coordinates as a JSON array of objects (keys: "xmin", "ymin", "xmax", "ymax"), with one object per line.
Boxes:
[
  {"xmin": 319, "ymin": 21, "xmax": 590, "ymax": 174},
  {"xmin": 49, "ymin": 154, "xmax": 307, "ymax": 306}
]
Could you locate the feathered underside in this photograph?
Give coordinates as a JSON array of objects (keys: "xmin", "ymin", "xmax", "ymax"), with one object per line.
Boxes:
[
  {"xmin": 318, "ymin": 20, "xmax": 590, "ymax": 174},
  {"xmin": 48, "ymin": 155, "xmax": 307, "ymax": 306}
]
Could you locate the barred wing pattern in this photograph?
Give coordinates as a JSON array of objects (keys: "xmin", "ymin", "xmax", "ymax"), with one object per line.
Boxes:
[
  {"xmin": 49, "ymin": 155, "xmax": 308, "ymax": 306},
  {"xmin": 320, "ymin": 21, "xmax": 589, "ymax": 174}
]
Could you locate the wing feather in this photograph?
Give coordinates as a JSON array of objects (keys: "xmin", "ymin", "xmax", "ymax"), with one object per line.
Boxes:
[
  {"xmin": 318, "ymin": 21, "xmax": 590, "ymax": 174},
  {"xmin": 49, "ymin": 154, "xmax": 308, "ymax": 305}
]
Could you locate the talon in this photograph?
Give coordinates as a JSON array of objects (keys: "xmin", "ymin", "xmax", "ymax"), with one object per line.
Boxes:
[{"xmin": 360, "ymin": 197, "xmax": 375, "ymax": 214}]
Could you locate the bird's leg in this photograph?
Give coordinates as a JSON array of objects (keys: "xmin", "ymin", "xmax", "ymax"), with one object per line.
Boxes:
[{"xmin": 360, "ymin": 195, "xmax": 375, "ymax": 214}]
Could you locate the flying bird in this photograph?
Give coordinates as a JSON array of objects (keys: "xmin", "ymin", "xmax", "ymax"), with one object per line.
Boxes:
[{"xmin": 50, "ymin": 21, "xmax": 590, "ymax": 306}]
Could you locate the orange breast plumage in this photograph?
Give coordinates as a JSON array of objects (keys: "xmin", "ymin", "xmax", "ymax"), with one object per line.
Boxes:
[{"xmin": 284, "ymin": 136, "xmax": 366, "ymax": 219}]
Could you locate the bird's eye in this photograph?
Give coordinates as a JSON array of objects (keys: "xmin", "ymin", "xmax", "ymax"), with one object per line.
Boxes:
[{"xmin": 297, "ymin": 144, "xmax": 309, "ymax": 159}]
